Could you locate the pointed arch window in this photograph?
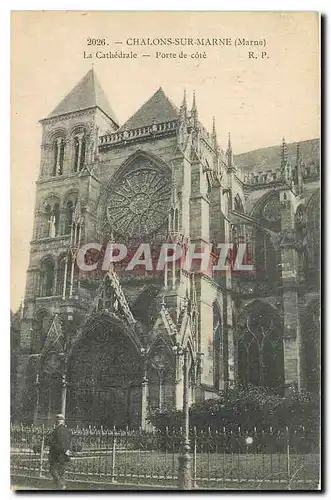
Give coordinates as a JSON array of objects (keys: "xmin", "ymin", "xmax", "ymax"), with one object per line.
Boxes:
[
  {"xmin": 46, "ymin": 203, "xmax": 60, "ymax": 238},
  {"xmin": 40, "ymin": 200, "xmax": 60, "ymax": 238},
  {"xmin": 56, "ymin": 256, "xmax": 67, "ymax": 296},
  {"xmin": 64, "ymin": 195, "xmax": 78, "ymax": 234},
  {"xmin": 255, "ymin": 229, "xmax": 267, "ymax": 278},
  {"xmin": 73, "ymin": 133, "xmax": 87, "ymax": 173},
  {"xmin": 43, "ymin": 203, "xmax": 51, "ymax": 238},
  {"xmin": 232, "ymin": 224, "xmax": 245, "ymax": 245},
  {"xmin": 33, "ymin": 310, "xmax": 50, "ymax": 352},
  {"xmin": 238, "ymin": 302, "xmax": 284, "ymax": 391},
  {"xmin": 65, "ymin": 201, "xmax": 74, "ymax": 234},
  {"xmin": 40, "ymin": 258, "xmax": 55, "ymax": 297},
  {"xmin": 80, "ymin": 135, "xmax": 86, "ymax": 170},
  {"xmin": 52, "ymin": 203, "xmax": 60, "ymax": 237},
  {"xmin": 253, "ymin": 229, "xmax": 277, "ymax": 283},
  {"xmin": 52, "ymin": 137, "xmax": 65, "ymax": 176},
  {"xmin": 66, "ymin": 252, "xmax": 79, "ymax": 297},
  {"xmin": 73, "ymin": 137, "xmax": 80, "ymax": 172}
]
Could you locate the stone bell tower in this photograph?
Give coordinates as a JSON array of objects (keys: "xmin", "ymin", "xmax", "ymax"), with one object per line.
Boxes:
[{"xmin": 16, "ymin": 69, "xmax": 120, "ymax": 423}]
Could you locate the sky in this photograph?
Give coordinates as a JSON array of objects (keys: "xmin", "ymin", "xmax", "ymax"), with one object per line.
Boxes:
[{"xmin": 11, "ymin": 11, "xmax": 320, "ymax": 311}]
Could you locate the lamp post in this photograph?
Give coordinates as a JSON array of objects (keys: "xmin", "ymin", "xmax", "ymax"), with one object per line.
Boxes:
[{"xmin": 173, "ymin": 344, "xmax": 192, "ymax": 490}]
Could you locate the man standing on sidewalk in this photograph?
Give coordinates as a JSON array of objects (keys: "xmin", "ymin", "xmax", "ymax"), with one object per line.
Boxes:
[{"xmin": 48, "ymin": 414, "xmax": 71, "ymax": 490}]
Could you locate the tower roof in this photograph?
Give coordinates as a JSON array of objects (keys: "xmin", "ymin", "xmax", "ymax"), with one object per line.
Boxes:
[
  {"xmin": 120, "ymin": 87, "xmax": 179, "ymax": 131},
  {"xmin": 47, "ymin": 69, "xmax": 119, "ymax": 125}
]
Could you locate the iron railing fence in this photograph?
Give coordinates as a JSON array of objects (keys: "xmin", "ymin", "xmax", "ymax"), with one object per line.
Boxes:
[{"xmin": 11, "ymin": 424, "xmax": 320, "ymax": 490}]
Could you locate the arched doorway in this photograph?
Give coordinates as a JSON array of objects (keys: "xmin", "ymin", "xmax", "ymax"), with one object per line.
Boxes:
[{"xmin": 67, "ymin": 316, "xmax": 143, "ymax": 428}]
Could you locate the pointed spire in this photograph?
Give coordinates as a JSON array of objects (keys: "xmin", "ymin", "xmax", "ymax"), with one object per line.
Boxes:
[
  {"xmin": 294, "ymin": 142, "xmax": 303, "ymax": 194},
  {"xmin": 212, "ymin": 116, "xmax": 218, "ymax": 151},
  {"xmin": 192, "ymin": 90, "xmax": 196, "ymax": 111},
  {"xmin": 180, "ymin": 89, "xmax": 187, "ymax": 115},
  {"xmin": 280, "ymin": 137, "xmax": 289, "ymax": 180},
  {"xmin": 227, "ymin": 132, "xmax": 234, "ymax": 169},
  {"xmin": 171, "ymin": 163, "xmax": 177, "ymax": 206},
  {"xmin": 281, "ymin": 137, "xmax": 288, "ymax": 167},
  {"xmin": 17, "ymin": 299, "xmax": 24, "ymax": 320},
  {"xmin": 295, "ymin": 142, "xmax": 300, "ymax": 165},
  {"xmin": 191, "ymin": 91, "xmax": 199, "ymax": 129},
  {"xmin": 293, "ymin": 142, "xmax": 300, "ymax": 182}
]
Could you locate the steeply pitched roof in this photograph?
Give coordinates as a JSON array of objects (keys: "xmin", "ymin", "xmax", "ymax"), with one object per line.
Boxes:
[
  {"xmin": 120, "ymin": 87, "xmax": 179, "ymax": 130},
  {"xmin": 47, "ymin": 69, "xmax": 119, "ymax": 125},
  {"xmin": 234, "ymin": 138, "xmax": 320, "ymax": 173}
]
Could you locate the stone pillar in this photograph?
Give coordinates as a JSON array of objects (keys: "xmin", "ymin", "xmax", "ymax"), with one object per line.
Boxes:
[
  {"xmin": 61, "ymin": 138, "xmax": 69, "ymax": 175},
  {"xmin": 139, "ymin": 352, "xmax": 148, "ymax": 430},
  {"xmin": 189, "ymin": 156, "xmax": 210, "ymax": 246},
  {"xmin": 174, "ymin": 353, "xmax": 184, "ymax": 409},
  {"xmin": 283, "ymin": 292, "xmax": 302, "ymax": 390},
  {"xmin": 225, "ymin": 218, "xmax": 235, "ymax": 389},
  {"xmin": 279, "ymin": 190, "xmax": 302, "ymax": 390},
  {"xmin": 62, "ymin": 257, "xmax": 68, "ymax": 300},
  {"xmin": 59, "ymin": 208, "xmax": 67, "ymax": 236},
  {"xmin": 67, "ymin": 138, "xmax": 75, "ymax": 173},
  {"xmin": 40, "ymin": 143, "xmax": 51, "ymax": 178},
  {"xmin": 52, "ymin": 259, "xmax": 58, "ymax": 296},
  {"xmin": 69, "ymin": 252, "xmax": 75, "ymax": 298}
]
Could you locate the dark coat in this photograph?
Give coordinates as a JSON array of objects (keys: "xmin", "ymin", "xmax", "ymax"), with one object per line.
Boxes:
[{"xmin": 48, "ymin": 424, "xmax": 71, "ymax": 464}]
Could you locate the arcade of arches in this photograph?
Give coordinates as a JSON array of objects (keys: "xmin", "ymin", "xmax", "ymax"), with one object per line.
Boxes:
[{"xmin": 35, "ymin": 316, "xmax": 183, "ymax": 428}]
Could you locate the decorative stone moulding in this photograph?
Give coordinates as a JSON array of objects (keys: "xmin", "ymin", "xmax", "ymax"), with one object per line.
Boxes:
[{"xmin": 99, "ymin": 119, "xmax": 178, "ymax": 149}]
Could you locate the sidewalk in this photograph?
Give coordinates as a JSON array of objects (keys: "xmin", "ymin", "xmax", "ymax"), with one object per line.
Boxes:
[{"xmin": 11, "ymin": 474, "xmax": 178, "ymax": 491}]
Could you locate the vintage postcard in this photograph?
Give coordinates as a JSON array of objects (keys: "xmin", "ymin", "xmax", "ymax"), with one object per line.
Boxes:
[{"xmin": 10, "ymin": 11, "xmax": 320, "ymax": 491}]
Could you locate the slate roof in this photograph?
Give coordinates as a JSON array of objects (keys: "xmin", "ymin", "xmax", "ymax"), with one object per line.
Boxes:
[
  {"xmin": 47, "ymin": 69, "xmax": 119, "ymax": 125},
  {"xmin": 120, "ymin": 87, "xmax": 179, "ymax": 131},
  {"xmin": 234, "ymin": 138, "xmax": 320, "ymax": 173}
]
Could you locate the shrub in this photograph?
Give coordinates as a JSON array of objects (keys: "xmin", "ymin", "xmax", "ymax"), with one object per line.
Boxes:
[{"xmin": 148, "ymin": 384, "xmax": 320, "ymax": 434}]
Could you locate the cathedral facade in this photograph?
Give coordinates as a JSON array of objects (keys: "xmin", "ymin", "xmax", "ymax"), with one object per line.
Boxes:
[{"xmin": 13, "ymin": 69, "xmax": 320, "ymax": 428}]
